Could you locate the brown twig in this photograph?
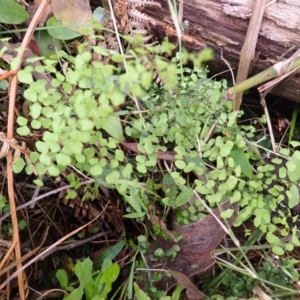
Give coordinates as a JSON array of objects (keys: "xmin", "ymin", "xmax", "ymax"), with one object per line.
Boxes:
[
  {"xmin": 3, "ymin": 1, "xmax": 51, "ymax": 298},
  {"xmin": 38, "ymin": 230, "xmax": 112, "ymax": 261}
]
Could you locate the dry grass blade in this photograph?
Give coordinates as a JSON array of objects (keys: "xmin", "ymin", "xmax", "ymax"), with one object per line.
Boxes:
[
  {"xmin": 2, "ymin": 1, "xmax": 51, "ymax": 299},
  {"xmin": 253, "ymin": 285, "xmax": 272, "ymax": 300},
  {"xmin": 0, "ymin": 203, "xmax": 109, "ymax": 290},
  {"xmin": 234, "ymin": 0, "xmax": 267, "ymax": 111},
  {"xmin": 0, "ymin": 227, "xmax": 49, "ymax": 278},
  {"xmin": 0, "ymin": 132, "xmax": 29, "ymax": 158}
]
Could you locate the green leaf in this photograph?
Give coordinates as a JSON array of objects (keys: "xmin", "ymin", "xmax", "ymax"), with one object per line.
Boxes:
[
  {"xmin": 24, "ymin": 88, "xmax": 37, "ymax": 102},
  {"xmin": 90, "ymin": 164, "xmax": 103, "ymax": 177},
  {"xmin": 56, "ymin": 269, "xmax": 69, "ymax": 289},
  {"xmin": 123, "ymin": 186, "xmax": 145, "ymax": 216},
  {"xmin": 99, "ymin": 263, "xmax": 120, "ymax": 298},
  {"xmin": 43, "ymin": 132, "xmax": 59, "ymax": 153},
  {"xmin": 30, "ymin": 102, "xmax": 42, "ymax": 119},
  {"xmin": 56, "ymin": 153, "xmax": 71, "ymax": 166},
  {"xmin": 48, "ymin": 165, "xmax": 60, "ymax": 177},
  {"xmin": 100, "ymin": 263, "xmax": 120, "ymax": 297},
  {"xmin": 50, "ymin": 80, "xmax": 60, "ymax": 88},
  {"xmin": 101, "ymin": 258, "xmax": 112, "ymax": 272},
  {"xmin": 94, "ymin": 46, "xmax": 109, "ymax": 56},
  {"xmin": 226, "ymin": 175, "xmax": 238, "ymax": 190},
  {"xmin": 285, "ymin": 243, "xmax": 294, "ymax": 251},
  {"xmin": 183, "ymin": 162, "xmax": 195, "ymax": 173},
  {"xmin": 106, "ymin": 171, "xmax": 120, "ymax": 184},
  {"xmin": 101, "ymin": 116, "xmax": 124, "ymax": 141},
  {"xmin": 78, "ymin": 119, "xmax": 94, "ymax": 131},
  {"xmin": 109, "ymin": 89, "xmax": 125, "ymax": 106},
  {"xmin": 136, "ymin": 164, "xmax": 146, "ymax": 173},
  {"xmin": 17, "ymin": 116, "xmax": 27, "ymax": 126},
  {"xmin": 115, "ymin": 149, "xmax": 124, "ymax": 161},
  {"xmin": 11, "ymin": 57, "xmax": 21, "ymax": 70},
  {"xmin": 35, "ymin": 30, "xmax": 62, "ymax": 58},
  {"xmin": 272, "ymin": 245, "xmax": 284, "ymax": 256},
  {"xmin": 290, "ymin": 141, "xmax": 300, "ymax": 148},
  {"xmin": 64, "ymin": 288, "xmax": 83, "ymax": 300},
  {"xmin": 18, "ymin": 69, "xmax": 33, "ymax": 84},
  {"xmin": 131, "ymin": 83, "xmax": 145, "ymax": 97},
  {"xmin": 230, "ymin": 190, "xmax": 241, "ymax": 203},
  {"xmin": 191, "ymin": 48, "xmax": 214, "ymax": 66},
  {"xmin": 133, "ymin": 282, "xmax": 150, "ymax": 300},
  {"xmin": 31, "ymin": 120, "xmax": 41, "ymax": 129},
  {"xmin": 33, "ymin": 178, "xmax": 44, "ymax": 186},
  {"xmin": 220, "ymin": 209, "xmax": 234, "ymax": 219},
  {"xmin": 175, "ymin": 187, "xmax": 193, "ymax": 207},
  {"xmin": 163, "ymin": 173, "xmax": 176, "ymax": 186},
  {"xmin": 65, "ymin": 140, "xmax": 83, "ymax": 155},
  {"xmin": 18, "ymin": 219, "xmax": 27, "ymax": 230},
  {"xmin": 206, "ymin": 192, "xmax": 223, "ymax": 204},
  {"xmin": 292, "ymin": 230, "xmax": 300, "ymax": 246},
  {"xmin": 0, "ymin": 195, "xmax": 6, "ymax": 209},
  {"xmin": 122, "ymin": 163, "xmax": 132, "ymax": 178},
  {"xmin": 35, "ymin": 163, "xmax": 48, "ymax": 175},
  {"xmin": 287, "ymin": 183, "xmax": 300, "ymax": 209},
  {"xmin": 286, "ymin": 153, "xmax": 300, "ymax": 182},
  {"xmin": 46, "ymin": 16, "xmax": 81, "ymax": 40},
  {"xmin": 123, "ymin": 211, "xmax": 146, "ymax": 218},
  {"xmin": 36, "ymin": 141, "xmax": 49, "ymax": 154},
  {"xmin": 0, "ymin": 80, "xmax": 8, "ymax": 90},
  {"xmin": 216, "ymin": 156, "xmax": 224, "ymax": 169},
  {"xmin": 0, "ymin": 0, "xmax": 29, "ymax": 24},
  {"xmin": 75, "ymin": 258, "xmax": 93, "ymax": 290},
  {"xmin": 17, "ymin": 125, "xmax": 30, "ymax": 136},
  {"xmin": 84, "ymin": 280, "xmax": 98, "ymax": 300},
  {"xmin": 111, "ymin": 54, "xmax": 125, "ymax": 63},
  {"xmin": 171, "ymin": 285, "xmax": 184, "ymax": 300},
  {"xmin": 110, "ymin": 159, "xmax": 119, "ymax": 168},
  {"xmin": 175, "ymin": 160, "xmax": 186, "ymax": 169},
  {"xmin": 93, "ymin": 7, "xmax": 106, "ymax": 22},
  {"xmin": 39, "ymin": 153, "xmax": 51, "ymax": 165},
  {"xmin": 279, "ymin": 167, "xmax": 287, "ymax": 178},
  {"xmin": 216, "ymin": 137, "xmax": 233, "ymax": 157},
  {"xmin": 66, "ymin": 190, "xmax": 77, "ymax": 199},
  {"xmin": 230, "ymin": 148, "xmax": 252, "ymax": 178},
  {"xmin": 84, "ymin": 147, "xmax": 96, "ymax": 158},
  {"xmin": 25, "ymin": 165, "xmax": 34, "ymax": 175},
  {"xmin": 94, "ymin": 241, "xmax": 125, "ymax": 269},
  {"xmin": 12, "ymin": 157, "xmax": 26, "ymax": 173},
  {"xmin": 266, "ymin": 232, "xmax": 281, "ymax": 245}
]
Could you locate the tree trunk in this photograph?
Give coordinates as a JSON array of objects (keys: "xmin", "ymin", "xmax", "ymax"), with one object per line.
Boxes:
[{"xmin": 143, "ymin": 0, "xmax": 300, "ymax": 103}]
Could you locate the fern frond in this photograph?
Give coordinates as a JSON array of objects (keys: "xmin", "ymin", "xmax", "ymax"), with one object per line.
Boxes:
[
  {"xmin": 142, "ymin": 34, "xmax": 153, "ymax": 42},
  {"xmin": 124, "ymin": 23, "xmax": 133, "ymax": 34},
  {"xmin": 129, "ymin": 9, "xmax": 152, "ymax": 22},
  {"xmin": 132, "ymin": 28, "xmax": 149, "ymax": 35},
  {"xmin": 105, "ymin": 32, "xmax": 120, "ymax": 53},
  {"xmin": 129, "ymin": 0, "xmax": 161, "ymax": 7},
  {"xmin": 130, "ymin": 20, "xmax": 147, "ymax": 28}
]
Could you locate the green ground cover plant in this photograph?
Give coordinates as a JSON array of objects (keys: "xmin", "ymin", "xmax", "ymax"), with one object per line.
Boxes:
[
  {"xmin": 15, "ymin": 38, "xmax": 300, "ymax": 250},
  {"xmin": 2, "ymin": 18, "xmax": 300, "ymax": 299},
  {"xmin": 56, "ymin": 258, "xmax": 120, "ymax": 300}
]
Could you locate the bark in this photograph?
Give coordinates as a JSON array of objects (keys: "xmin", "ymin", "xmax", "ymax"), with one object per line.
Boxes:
[{"xmin": 143, "ymin": 0, "xmax": 300, "ymax": 103}]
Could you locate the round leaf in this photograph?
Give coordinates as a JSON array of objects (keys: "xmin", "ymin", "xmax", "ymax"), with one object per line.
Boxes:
[
  {"xmin": 12, "ymin": 157, "xmax": 26, "ymax": 173},
  {"xmin": 0, "ymin": 0, "xmax": 29, "ymax": 24},
  {"xmin": 48, "ymin": 165, "xmax": 60, "ymax": 177},
  {"xmin": 46, "ymin": 16, "xmax": 81, "ymax": 40}
]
